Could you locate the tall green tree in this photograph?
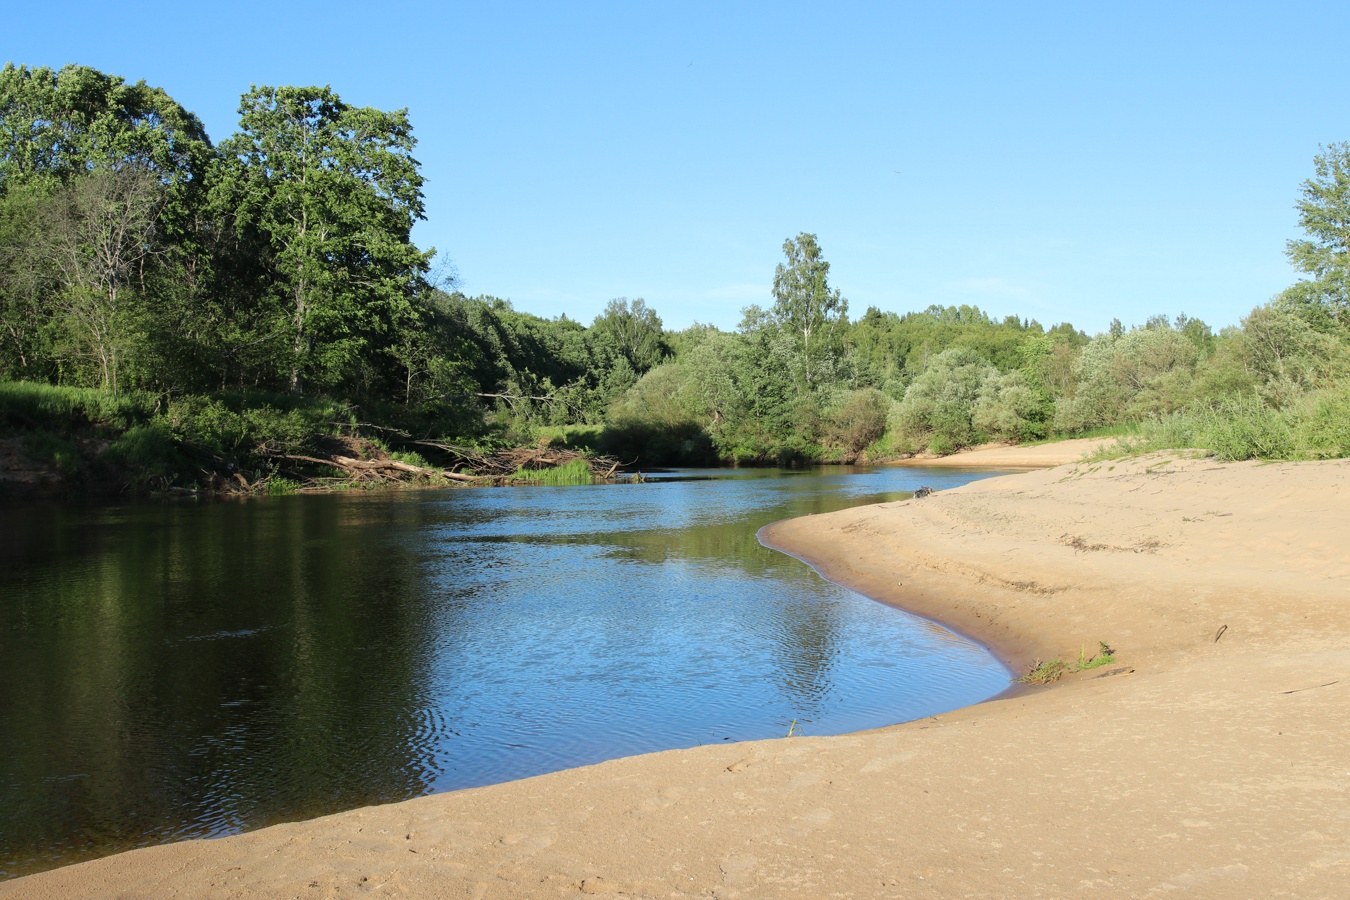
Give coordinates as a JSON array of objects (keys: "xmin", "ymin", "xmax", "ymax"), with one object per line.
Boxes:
[
  {"xmin": 213, "ymin": 85, "xmax": 433, "ymax": 395},
  {"xmin": 770, "ymin": 232, "xmax": 847, "ymax": 390},
  {"xmin": 0, "ymin": 63, "xmax": 210, "ymax": 195},
  {"xmin": 1282, "ymin": 142, "xmax": 1350, "ymax": 332},
  {"xmin": 0, "ymin": 64, "xmax": 212, "ymax": 389},
  {"xmin": 590, "ymin": 297, "xmax": 668, "ymax": 374}
]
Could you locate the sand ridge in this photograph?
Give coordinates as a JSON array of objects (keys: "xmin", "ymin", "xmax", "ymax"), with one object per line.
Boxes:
[{"xmin": 4, "ymin": 452, "xmax": 1349, "ymax": 898}]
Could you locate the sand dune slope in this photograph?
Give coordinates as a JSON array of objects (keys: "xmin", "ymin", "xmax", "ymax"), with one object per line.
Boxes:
[{"xmin": 4, "ymin": 454, "xmax": 1349, "ymax": 898}]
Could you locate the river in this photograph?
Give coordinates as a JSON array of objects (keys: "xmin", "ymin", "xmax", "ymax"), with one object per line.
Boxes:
[{"xmin": 0, "ymin": 465, "xmax": 1010, "ymax": 878}]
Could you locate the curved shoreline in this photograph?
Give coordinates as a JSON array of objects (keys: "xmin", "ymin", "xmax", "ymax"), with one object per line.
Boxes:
[
  {"xmin": 756, "ymin": 523, "xmax": 1030, "ymax": 703},
  {"xmin": 758, "ymin": 520, "xmax": 1039, "ymax": 677},
  {"xmin": 5, "ymin": 453, "xmax": 1349, "ymax": 898}
]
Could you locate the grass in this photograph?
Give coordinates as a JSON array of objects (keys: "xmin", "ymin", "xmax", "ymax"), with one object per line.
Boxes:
[
  {"xmin": 0, "ymin": 381, "xmax": 158, "ymax": 432},
  {"xmin": 1077, "ymin": 641, "xmax": 1117, "ymax": 671},
  {"xmin": 1018, "ymin": 658, "xmax": 1069, "ymax": 685},
  {"xmin": 508, "ymin": 458, "xmax": 596, "ymax": 486},
  {"xmin": 264, "ymin": 477, "xmax": 301, "ymax": 496},
  {"xmin": 1018, "ymin": 641, "xmax": 1117, "ymax": 685}
]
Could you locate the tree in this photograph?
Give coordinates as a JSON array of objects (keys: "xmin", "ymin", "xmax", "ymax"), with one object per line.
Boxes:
[
  {"xmin": 1053, "ymin": 325, "xmax": 1200, "ymax": 431},
  {"xmin": 30, "ymin": 168, "xmax": 168, "ymax": 392},
  {"xmin": 0, "ymin": 63, "xmax": 210, "ymax": 195},
  {"xmin": 0, "ymin": 64, "xmax": 212, "ymax": 389},
  {"xmin": 589, "ymin": 297, "xmax": 667, "ymax": 374},
  {"xmin": 770, "ymin": 232, "xmax": 847, "ymax": 390},
  {"xmin": 891, "ymin": 346, "xmax": 998, "ymax": 453},
  {"xmin": 213, "ymin": 85, "xmax": 433, "ymax": 394},
  {"xmin": 1282, "ymin": 142, "xmax": 1350, "ymax": 331}
]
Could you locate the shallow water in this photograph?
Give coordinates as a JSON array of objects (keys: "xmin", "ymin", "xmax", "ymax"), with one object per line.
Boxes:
[{"xmin": 0, "ymin": 466, "xmax": 1009, "ymax": 878}]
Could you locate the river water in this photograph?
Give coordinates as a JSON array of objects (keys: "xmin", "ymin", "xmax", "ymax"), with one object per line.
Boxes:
[{"xmin": 0, "ymin": 465, "xmax": 1010, "ymax": 878}]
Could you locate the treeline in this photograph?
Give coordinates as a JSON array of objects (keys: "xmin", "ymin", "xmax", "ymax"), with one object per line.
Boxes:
[
  {"xmin": 2, "ymin": 62, "xmax": 1349, "ymax": 484},
  {"xmin": 601, "ymin": 142, "xmax": 1350, "ymax": 464},
  {"xmin": 0, "ymin": 65, "xmax": 676, "ymax": 444}
]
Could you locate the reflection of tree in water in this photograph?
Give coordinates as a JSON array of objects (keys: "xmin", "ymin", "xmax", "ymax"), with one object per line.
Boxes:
[
  {"xmin": 0, "ymin": 495, "xmax": 442, "ymax": 877},
  {"xmin": 521, "ymin": 474, "xmax": 913, "ymax": 576},
  {"xmin": 760, "ymin": 592, "xmax": 843, "ymax": 724}
]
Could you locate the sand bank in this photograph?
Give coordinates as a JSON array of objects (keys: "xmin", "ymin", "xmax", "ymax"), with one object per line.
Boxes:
[
  {"xmin": 5, "ymin": 453, "xmax": 1349, "ymax": 898},
  {"xmin": 890, "ymin": 436, "xmax": 1113, "ymax": 469}
]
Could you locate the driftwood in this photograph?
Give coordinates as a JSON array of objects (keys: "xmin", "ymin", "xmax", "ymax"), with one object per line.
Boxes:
[
  {"xmin": 267, "ymin": 452, "xmax": 478, "ymax": 483},
  {"xmin": 255, "ymin": 431, "xmax": 627, "ymax": 491},
  {"xmin": 409, "ymin": 442, "xmax": 622, "ymax": 479}
]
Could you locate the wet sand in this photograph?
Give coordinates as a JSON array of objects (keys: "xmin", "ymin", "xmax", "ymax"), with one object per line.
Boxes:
[{"xmin": 4, "ymin": 451, "xmax": 1349, "ymax": 898}]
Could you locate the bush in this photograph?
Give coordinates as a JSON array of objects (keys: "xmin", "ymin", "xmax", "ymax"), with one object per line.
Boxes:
[
  {"xmin": 824, "ymin": 388, "xmax": 892, "ymax": 455},
  {"xmin": 103, "ymin": 423, "xmax": 183, "ymax": 480},
  {"xmin": 1292, "ymin": 383, "xmax": 1350, "ymax": 458},
  {"xmin": 891, "ymin": 347, "xmax": 997, "ymax": 452},
  {"xmin": 166, "ymin": 394, "xmax": 331, "ymax": 457},
  {"xmin": 972, "ymin": 370, "xmax": 1050, "ymax": 441},
  {"xmin": 600, "ymin": 363, "xmax": 718, "ymax": 465},
  {"xmin": 1201, "ymin": 396, "xmax": 1296, "ymax": 461},
  {"xmin": 1054, "ymin": 326, "xmax": 1199, "ymax": 432}
]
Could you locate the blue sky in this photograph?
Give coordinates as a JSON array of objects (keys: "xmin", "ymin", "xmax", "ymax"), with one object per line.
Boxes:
[{"xmin": 7, "ymin": 2, "xmax": 1348, "ymax": 335}]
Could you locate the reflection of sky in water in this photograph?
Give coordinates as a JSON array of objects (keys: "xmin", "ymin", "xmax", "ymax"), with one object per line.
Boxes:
[
  {"xmin": 0, "ymin": 465, "xmax": 1008, "ymax": 878},
  {"xmin": 410, "ymin": 465, "xmax": 1011, "ymax": 789}
]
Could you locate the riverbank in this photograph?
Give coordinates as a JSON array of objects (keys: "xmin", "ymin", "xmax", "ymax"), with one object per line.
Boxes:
[
  {"xmin": 5, "ymin": 452, "xmax": 1348, "ymax": 898},
  {"xmin": 889, "ymin": 436, "xmax": 1113, "ymax": 469}
]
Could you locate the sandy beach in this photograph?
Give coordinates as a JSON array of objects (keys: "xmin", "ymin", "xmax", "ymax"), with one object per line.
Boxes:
[
  {"xmin": 4, "ymin": 450, "xmax": 1349, "ymax": 898},
  {"xmin": 889, "ymin": 436, "xmax": 1113, "ymax": 470}
]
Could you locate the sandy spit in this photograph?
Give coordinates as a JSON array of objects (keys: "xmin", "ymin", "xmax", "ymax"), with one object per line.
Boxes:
[
  {"xmin": 889, "ymin": 436, "xmax": 1114, "ymax": 469},
  {"xmin": 5, "ymin": 453, "xmax": 1350, "ymax": 898}
]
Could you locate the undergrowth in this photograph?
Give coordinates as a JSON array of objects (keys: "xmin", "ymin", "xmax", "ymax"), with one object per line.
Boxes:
[{"xmin": 1082, "ymin": 383, "xmax": 1350, "ymax": 462}]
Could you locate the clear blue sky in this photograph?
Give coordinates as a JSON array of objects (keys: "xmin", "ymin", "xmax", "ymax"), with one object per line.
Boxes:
[{"xmin": 8, "ymin": 2, "xmax": 1348, "ymax": 335}]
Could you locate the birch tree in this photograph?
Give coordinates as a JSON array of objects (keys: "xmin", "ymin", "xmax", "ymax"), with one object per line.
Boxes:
[{"xmin": 770, "ymin": 232, "xmax": 847, "ymax": 390}]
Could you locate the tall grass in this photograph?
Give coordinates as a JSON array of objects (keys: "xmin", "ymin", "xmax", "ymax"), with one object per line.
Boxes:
[
  {"xmin": 0, "ymin": 381, "xmax": 158, "ymax": 432},
  {"xmin": 508, "ymin": 459, "xmax": 596, "ymax": 485}
]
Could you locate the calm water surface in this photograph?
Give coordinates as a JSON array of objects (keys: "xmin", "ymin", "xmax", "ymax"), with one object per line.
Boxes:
[{"xmin": 0, "ymin": 466, "xmax": 1009, "ymax": 878}]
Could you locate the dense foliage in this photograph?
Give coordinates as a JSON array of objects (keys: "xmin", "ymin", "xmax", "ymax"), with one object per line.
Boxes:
[{"xmin": 4, "ymin": 62, "xmax": 1350, "ymax": 489}]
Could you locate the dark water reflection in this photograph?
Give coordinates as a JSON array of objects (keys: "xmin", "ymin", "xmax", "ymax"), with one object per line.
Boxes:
[{"xmin": 0, "ymin": 466, "xmax": 1009, "ymax": 878}]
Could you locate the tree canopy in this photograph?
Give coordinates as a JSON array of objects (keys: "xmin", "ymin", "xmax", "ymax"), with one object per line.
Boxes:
[
  {"xmin": 214, "ymin": 85, "xmax": 433, "ymax": 394},
  {"xmin": 1282, "ymin": 142, "xmax": 1350, "ymax": 332}
]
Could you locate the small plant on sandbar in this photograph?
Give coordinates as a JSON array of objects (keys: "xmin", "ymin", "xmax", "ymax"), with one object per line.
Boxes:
[
  {"xmin": 1076, "ymin": 641, "xmax": 1116, "ymax": 671},
  {"xmin": 1019, "ymin": 641, "xmax": 1118, "ymax": 685},
  {"xmin": 1018, "ymin": 658, "xmax": 1069, "ymax": 684}
]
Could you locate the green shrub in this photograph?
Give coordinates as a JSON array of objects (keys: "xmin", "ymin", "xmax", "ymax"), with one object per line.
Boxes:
[
  {"xmin": 103, "ymin": 423, "xmax": 182, "ymax": 479},
  {"xmin": 1292, "ymin": 384, "xmax": 1350, "ymax": 459},
  {"xmin": 390, "ymin": 450, "xmax": 431, "ymax": 468},
  {"xmin": 166, "ymin": 396, "xmax": 249, "ymax": 453},
  {"xmin": 1201, "ymin": 396, "xmax": 1295, "ymax": 461},
  {"xmin": 265, "ymin": 477, "xmax": 301, "ymax": 496},
  {"xmin": 891, "ymin": 347, "xmax": 998, "ymax": 452},
  {"xmin": 824, "ymin": 388, "xmax": 891, "ymax": 455}
]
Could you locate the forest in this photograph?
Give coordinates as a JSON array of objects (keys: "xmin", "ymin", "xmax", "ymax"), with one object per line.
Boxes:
[{"xmin": 2, "ymin": 63, "xmax": 1349, "ymax": 494}]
